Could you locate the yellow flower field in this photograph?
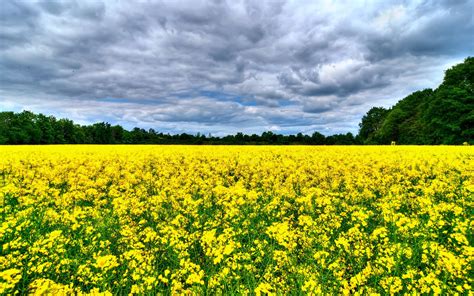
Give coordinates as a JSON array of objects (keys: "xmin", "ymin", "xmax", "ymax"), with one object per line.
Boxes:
[{"xmin": 0, "ymin": 145, "xmax": 473, "ymax": 295}]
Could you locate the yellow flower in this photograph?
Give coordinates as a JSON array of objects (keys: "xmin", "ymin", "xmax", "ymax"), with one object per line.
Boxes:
[
  {"xmin": 0, "ymin": 145, "xmax": 471, "ymax": 294},
  {"xmin": 255, "ymin": 282, "xmax": 274, "ymax": 296}
]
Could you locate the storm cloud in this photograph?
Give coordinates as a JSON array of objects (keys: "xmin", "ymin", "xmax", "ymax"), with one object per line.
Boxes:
[{"xmin": 1, "ymin": 0, "xmax": 473, "ymax": 135}]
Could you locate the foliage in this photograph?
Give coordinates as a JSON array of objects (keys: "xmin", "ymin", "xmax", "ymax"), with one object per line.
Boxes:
[
  {"xmin": 358, "ymin": 107, "xmax": 389, "ymax": 144},
  {"xmin": 0, "ymin": 145, "xmax": 472, "ymax": 294},
  {"xmin": 0, "ymin": 111, "xmax": 359, "ymax": 145},
  {"xmin": 358, "ymin": 57, "xmax": 474, "ymax": 144}
]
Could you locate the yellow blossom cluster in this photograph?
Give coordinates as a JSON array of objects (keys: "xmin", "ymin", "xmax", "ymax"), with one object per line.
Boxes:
[{"xmin": 0, "ymin": 145, "xmax": 472, "ymax": 295}]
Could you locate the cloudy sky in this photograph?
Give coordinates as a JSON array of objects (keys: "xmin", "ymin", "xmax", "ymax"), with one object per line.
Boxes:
[{"xmin": 1, "ymin": 0, "xmax": 473, "ymax": 135}]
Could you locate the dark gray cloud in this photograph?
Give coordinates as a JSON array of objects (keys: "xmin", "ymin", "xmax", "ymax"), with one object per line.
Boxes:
[
  {"xmin": 362, "ymin": 0, "xmax": 474, "ymax": 61},
  {"xmin": 0, "ymin": 0, "xmax": 472, "ymax": 135}
]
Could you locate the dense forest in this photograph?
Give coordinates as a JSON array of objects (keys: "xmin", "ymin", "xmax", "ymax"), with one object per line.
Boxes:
[{"xmin": 0, "ymin": 57, "xmax": 472, "ymax": 145}]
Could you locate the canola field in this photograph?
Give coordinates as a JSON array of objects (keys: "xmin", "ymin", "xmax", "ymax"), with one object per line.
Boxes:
[{"xmin": 0, "ymin": 145, "xmax": 473, "ymax": 295}]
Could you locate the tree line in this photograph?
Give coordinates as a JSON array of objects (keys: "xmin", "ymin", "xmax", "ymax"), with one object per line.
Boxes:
[
  {"xmin": 0, "ymin": 57, "xmax": 472, "ymax": 145},
  {"xmin": 0, "ymin": 110, "xmax": 356, "ymax": 145}
]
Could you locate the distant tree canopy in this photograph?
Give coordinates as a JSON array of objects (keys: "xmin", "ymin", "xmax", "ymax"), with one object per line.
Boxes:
[
  {"xmin": 358, "ymin": 57, "xmax": 473, "ymax": 145},
  {"xmin": 0, "ymin": 57, "xmax": 472, "ymax": 145},
  {"xmin": 0, "ymin": 111, "xmax": 358, "ymax": 145}
]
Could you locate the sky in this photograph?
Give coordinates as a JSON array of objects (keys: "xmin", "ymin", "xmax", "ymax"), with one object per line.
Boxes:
[{"xmin": 0, "ymin": 0, "xmax": 473, "ymax": 136}]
